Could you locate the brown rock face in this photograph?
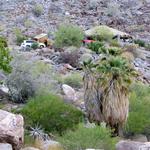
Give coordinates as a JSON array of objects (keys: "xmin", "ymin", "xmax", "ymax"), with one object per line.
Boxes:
[{"xmin": 0, "ymin": 110, "xmax": 24, "ymax": 150}]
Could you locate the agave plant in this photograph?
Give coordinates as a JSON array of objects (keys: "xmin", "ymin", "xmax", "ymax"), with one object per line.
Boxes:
[
  {"xmin": 29, "ymin": 125, "xmax": 50, "ymax": 141},
  {"xmin": 83, "ymin": 56, "xmax": 137, "ymax": 136}
]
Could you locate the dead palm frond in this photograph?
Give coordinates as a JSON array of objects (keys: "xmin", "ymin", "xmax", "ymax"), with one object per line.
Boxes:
[{"xmin": 83, "ymin": 56, "xmax": 137, "ymax": 135}]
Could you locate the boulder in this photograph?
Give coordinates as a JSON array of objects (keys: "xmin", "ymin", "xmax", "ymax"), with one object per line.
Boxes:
[
  {"xmin": 35, "ymin": 139, "xmax": 63, "ymax": 150},
  {"xmin": 0, "ymin": 143, "xmax": 12, "ymax": 150},
  {"xmin": 0, "ymin": 110, "xmax": 24, "ymax": 150},
  {"xmin": 116, "ymin": 140, "xmax": 150, "ymax": 150},
  {"xmin": 131, "ymin": 134, "xmax": 148, "ymax": 142},
  {"xmin": 62, "ymin": 84, "xmax": 77, "ymax": 101}
]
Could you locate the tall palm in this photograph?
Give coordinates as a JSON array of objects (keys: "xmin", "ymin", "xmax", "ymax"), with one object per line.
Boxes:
[{"xmin": 83, "ymin": 57, "xmax": 136, "ymax": 135}]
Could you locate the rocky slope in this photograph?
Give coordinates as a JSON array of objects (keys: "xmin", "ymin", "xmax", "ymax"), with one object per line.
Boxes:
[
  {"xmin": 0, "ymin": 0, "xmax": 150, "ymax": 82},
  {"xmin": 0, "ymin": 0, "xmax": 150, "ymax": 41}
]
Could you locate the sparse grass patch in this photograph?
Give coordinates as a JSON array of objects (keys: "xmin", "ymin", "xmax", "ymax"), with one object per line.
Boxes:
[
  {"xmin": 14, "ymin": 28, "xmax": 27, "ymax": 46},
  {"xmin": 33, "ymin": 4, "xmax": 43, "ymax": 17},
  {"xmin": 63, "ymin": 73, "xmax": 83, "ymax": 89},
  {"xmin": 91, "ymin": 26, "xmax": 114, "ymax": 42},
  {"xmin": 58, "ymin": 124, "xmax": 118, "ymax": 150}
]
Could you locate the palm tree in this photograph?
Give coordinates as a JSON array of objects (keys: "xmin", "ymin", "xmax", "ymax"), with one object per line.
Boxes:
[{"xmin": 83, "ymin": 56, "xmax": 136, "ymax": 136}]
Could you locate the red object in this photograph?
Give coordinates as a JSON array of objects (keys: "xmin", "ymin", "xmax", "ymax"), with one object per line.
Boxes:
[{"xmin": 82, "ymin": 39, "xmax": 95, "ymax": 44}]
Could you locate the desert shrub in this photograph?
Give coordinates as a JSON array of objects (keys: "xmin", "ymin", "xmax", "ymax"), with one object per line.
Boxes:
[
  {"xmin": 125, "ymin": 83, "xmax": 150, "ymax": 136},
  {"xmin": 145, "ymin": 44, "xmax": 150, "ymax": 51},
  {"xmin": 63, "ymin": 73, "xmax": 83, "ymax": 89},
  {"xmin": 134, "ymin": 39, "xmax": 145, "ymax": 47},
  {"xmin": 6, "ymin": 55, "xmax": 59, "ymax": 103},
  {"xmin": 121, "ymin": 51, "xmax": 134, "ymax": 62},
  {"xmin": 58, "ymin": 124, "xmax": 118, "ymax": 150},
  {"xmin": 0, "ymin": 40, "xmax": 12, "ymax": 73},
  {"xmin": 87, "ymin": 41, "xmax": 104, "ymax": 54},
  {"xmin": 106, "ymin": 2, "xmax": 121, "ymax": 17},
  {"xmin": 0, "ymin": 37, "xmax": 8, "ymax": 47},
  {"xmin": 91, "ymin": 26, "xmax": 114, "ymax": 42},
  {"xmin": 14, "ymin": 28, "xmax": 27, "ymax": 45},
  {"xmin": 60, "ymin": 51, "xmax": 80, "ymax": 67},
  {"xmin": 123, "ymin": 44, "xmax": 139, "ymax": 57},
  {"xmin": 88, "ymin": 42, "xmax": 121, "ymax": 56},
  {"xmin": 109, "ymin": 40, "xmax": 121, "ymax": 47},
  {"xmin": 88, "ymin": 0, "xmax": 99, "ymax": 10},
  {"xmin": 33, "ymin": 4, "xmax": 43, "ymax": 17},
  {"xmin": 55, "ymin": 24, "xmax": 84, "ymax": 48},
  {"xmin": 24, "ymin": 19, "xmax": 33, "ymax": 28},
  {"xmin": 6, "ymin": 64, "xmax": 35, "ymax": 103},
  {"xmin": 31, "ymin": 42, "xmax": 38, "ymax": 50},
  {"xmin": 107, "ymin": 47, "xmax": 122, "ymax": 56},
  {"xmin": 20, "ymin": 94, "xmax": 83, "ymax": 134}
]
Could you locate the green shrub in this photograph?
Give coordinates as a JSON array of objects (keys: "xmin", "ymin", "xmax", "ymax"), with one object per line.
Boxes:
[
  {"xmin": 110, "ymin": 40, "xmax": 121, "ymax": 47},
  {"xmin": 88, "ymin": 41, "xmax": 104, "ymax": 54},
  {"xmin": 134, "ymin": 39, "xmax": 145, "ymax": 47},
  {"xmin": 20, "ymin": 94, "xmax": 83, "ymax": 134},
  {"xmin": 0, "ymin": 41, "xmax": 12, "ymax": 73},
  {"xmin": 31, "ymin": 43, "xmax": 38, "ymax": 50},
  {"xmin": 58, "ymin": 124, "xmax": 118, "ymax": 150},
  {"xmin": 6, "ymin": 56, "xmax": 59, "ymax": 103},
  {"xmin": 125, "ymin": 83, "xmax": 150, "ymax": 135},
  {"xmin": 107, "ymin": 47, "xmax": 122, "ymax": 56},
  {"xmin": 63, "ymin": 73, "xmax": 83, "ymax": 89},
  {"xmin": 145, "ymin": 44, "xmax": 150, "ymax": 51},
  {"xmin": 55, "ymin": 24, "xmax": 84, "ymax": 48},
  {"xmin": 0, "ymin": 37, "xmax": 8, "ymax": 47},
  {"xmin": 33, "ymin": 4, "xmax": 43, "ymax": 17},
  {"xmin": 93, "ymin": 26, "xmax": 114, "ymax": 41},
  {"xmin": 88, "ymin": 41, "xmax": 121, "ymax": 56},
  {"xmin": 14, "ymin": 28, "xmax": 27, "ymax": 45}
]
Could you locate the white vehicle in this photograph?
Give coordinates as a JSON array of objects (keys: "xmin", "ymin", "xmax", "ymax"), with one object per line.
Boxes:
[{"xmin": 21, "ymin": 40, "xmax": 46, "ymax": 48}]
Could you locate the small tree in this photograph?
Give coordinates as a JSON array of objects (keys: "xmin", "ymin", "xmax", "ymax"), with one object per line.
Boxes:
[
  {"xmin": 0, "ymin": 38, "xmax": 12, "ymax": 73},
  {"xmin": 83, "ymin": 56, "xmax": 137, "ymax": 136},
  {"xmin": 55, "ymin": 24, "xmax": 84, "ymax": 48}
]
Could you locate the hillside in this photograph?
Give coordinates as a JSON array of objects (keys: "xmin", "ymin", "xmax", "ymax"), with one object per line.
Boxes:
[
  {"xmin": 0, "ymin": 1, "xmax": 150, "ymax": 150},
  {"xmin": 0, "ymin": 0, "xmax": 150, "ymax": 42}
]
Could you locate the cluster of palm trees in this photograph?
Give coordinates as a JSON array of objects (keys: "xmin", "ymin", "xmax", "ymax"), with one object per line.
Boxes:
[{"xmin": 83, "ymin": 43, "xmax": 137, "ymax": 136}]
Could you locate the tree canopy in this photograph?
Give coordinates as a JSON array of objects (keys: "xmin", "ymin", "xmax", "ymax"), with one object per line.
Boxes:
[{"xmin": 0, "ymin": 37, "xmax": 12, "ymax": 73}]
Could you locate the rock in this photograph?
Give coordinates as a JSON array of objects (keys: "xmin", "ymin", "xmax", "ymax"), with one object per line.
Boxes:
[
  {"xmin": 131, "ymin": 134, "xmax": 148, "ymax": 142},
  {"xmin": 0, "ymin": 84, "xmax": 9, "ymax": 93},
  {"xmin": 116, "ymin": 140, "xmax": 150, "ymax": 150},
  {"xmin": 0, "ymin": 89, "xmax": 9, "ymax": 101},
  {"xmin": 0, "ymin": 71, "xmax": 6, "ymax": 81},
  {"xmin": 62, "ymin": 84, "xmax": 77, "ymax": 101},
  {"xmin": 65, "ymin": 46, "xmax": 77, "ymax": 52},
  {"xmin": 21, "ymin": 147, "xmax": 40, "ymax": 150},
  {"xmin": 80, "ymin": 53, "xmax": 93, "ymax": 63},
  {"xmin": 36, "ymin": 139, "xmax": 63, "ymax": 150},
  {"xmin": 0, "ymin": 110, "xmax": 24, "ymax": 150},
  {"xmin": 0, "ymin": 143, "xmax": 12, "ymax": 150},
  {"xmin": 63, "ymin": 64, "xmax": 75, "ymax": 70}
]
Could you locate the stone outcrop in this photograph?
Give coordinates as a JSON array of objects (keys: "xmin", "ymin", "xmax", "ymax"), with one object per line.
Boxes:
[
  {"xmin": 0, "ymin": 110, "xmax": 24, "ymax": 150},
  {"xmin": 116, "ymin": 140, "xmax": 150, "ymax": 150},
  {"xmin": 0, "ymin": 143, "xmax": 12, "ymax": 150}
]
